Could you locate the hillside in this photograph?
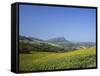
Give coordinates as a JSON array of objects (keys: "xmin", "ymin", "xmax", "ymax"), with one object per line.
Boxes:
[
  {"xmin": 19, "ymin": 36, "xmax": 65, "ymax": 53},
  {"xmin": 19, "ymin": 47, "xmax": 96, "ymax": 71},
  {"xmin": 19, "ymin": 35, "xmax": 96, "ymax": 53}
]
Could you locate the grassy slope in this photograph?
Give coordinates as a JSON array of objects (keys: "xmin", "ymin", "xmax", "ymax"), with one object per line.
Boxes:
[{"xmin": 19, "ymin": 48, "xmax": 96, "ymax": 71}]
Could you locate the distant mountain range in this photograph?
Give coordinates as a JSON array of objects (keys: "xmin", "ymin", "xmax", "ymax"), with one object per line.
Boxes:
[{"xmin": 19, "ymin": 35, "xmax": 96, "ymax": 53}]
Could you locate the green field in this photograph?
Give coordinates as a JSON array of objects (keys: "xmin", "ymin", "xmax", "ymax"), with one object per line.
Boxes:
[{"xmin": 19, "ymin": 47, "xmax": 96, "ymax": 71}]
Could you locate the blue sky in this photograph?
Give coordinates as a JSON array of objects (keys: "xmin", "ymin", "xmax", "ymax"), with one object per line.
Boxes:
[{"xmin": 19, "ymin": 4, "xmax": 96, "ymax": 42}]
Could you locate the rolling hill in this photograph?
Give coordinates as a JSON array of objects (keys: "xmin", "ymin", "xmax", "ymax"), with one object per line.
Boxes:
[
  {"xmin": 19, "ymin": 35, "xmax": 96, "ymax": 72},
  {"xmin": 19, "ymin": 47, "xmax": 96, "ymax": 71},
  {"xmin": 19, "ymin": 35, "xmax": 96, "ymax": 53}
]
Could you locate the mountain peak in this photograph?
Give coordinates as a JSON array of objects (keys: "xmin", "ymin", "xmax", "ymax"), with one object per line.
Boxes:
[
  {"xmin": 47, "ymin": 37, "xmax": 69, "ymax": 43},
  {"xmin": 52, "ymin": 37, "xmax": 66, "ymax": 40}
]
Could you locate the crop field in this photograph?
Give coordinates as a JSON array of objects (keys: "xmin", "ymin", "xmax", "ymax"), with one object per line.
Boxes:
[{"xmin": 19, "ymin": 48, "xmax": 96, "ymax": 72}]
